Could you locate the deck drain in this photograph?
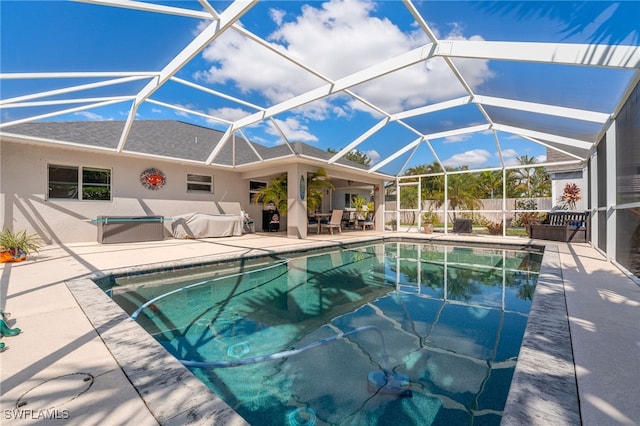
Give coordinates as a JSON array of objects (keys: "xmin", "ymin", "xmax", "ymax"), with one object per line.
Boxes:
[{"xmin": 16, "ymin": 373, "xmax": 94, "ymax": 409}]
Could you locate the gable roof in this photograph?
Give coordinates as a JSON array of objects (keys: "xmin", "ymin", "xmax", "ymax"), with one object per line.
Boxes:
[{"xmin": 1, "ymin": 120, "xmax": 371, "ymax": 171}]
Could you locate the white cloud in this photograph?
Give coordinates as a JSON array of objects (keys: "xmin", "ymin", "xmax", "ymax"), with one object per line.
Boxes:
[
  {"xmin": 194, "ymin": 19, "xmax": 209, "ymax": 36},
  {"xmin": 444, "ymin": 133, "xmax": 472, "ymax": 143},
  {"xmin": 267, "ymin": 117, "xmax": 319, "ymax": 143},
  {"xmin": 501, "ymin": 148, "xmax": 518, "ymax": 159},
  {"xmin": 292, "ymin": 96, "xmax": 352, "ymax": 121},
  {"xmin": 196, "ymin": 0, "xmax": 493, "ymax": 120},
  {"xmin": 74, "ymin": 111, "xmax": 112, "ymax": 121},
  {"xmin": 442, "ymin": 129, "xmax": 493, "ymax": 144},
  {"xmin": 243, "ymin": 133, "xmax": 269, "ymax": 145},
  {"xmin": 442, "ymin": 149, "xmax": 491, "ymax": 168},
  {"xmin": 501, "ymin": 148, "xmax": 520, "ymax": 166},
  {"xmin": 350, "ymin": 53, "xmax": 491, "ymax": 113},
  {"xmin": 505, "ymin": 134, "xmax": 523, "ymax": 140},
  {"xmin": 503, "ymin": 157, "xmax": 520, "ymax": 167},
  {"xmin": 196, "ymin": 29, "xmax": 322, "ymax": 104},
  {"xmin": 207, "ymin": 107, "xmax": 253, "ymax": 122},
  {"xmin": 501, "ymin": 150, "xmax": 546, "ymax": 166},
  {"xmin": 364, "ymin": 149, "xmax": 381, "ymax": 165},
  {"xmin": 269, "ymin": 8, "xmax": 286, "ymax": 26},
  {"xmin": 269, "ymin": 0, "xmax": 420, "ymax": 79}
]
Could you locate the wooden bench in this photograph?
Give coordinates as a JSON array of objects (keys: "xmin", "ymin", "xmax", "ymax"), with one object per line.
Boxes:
[{"xmin": 529, "ymin": 211, "xmax": 590, "ymax": 243}]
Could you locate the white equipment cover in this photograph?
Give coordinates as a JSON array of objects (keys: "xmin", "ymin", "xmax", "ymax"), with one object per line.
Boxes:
[{"xmin": 172, "ymin": 212, "xmax": 243, "ymax": 238}]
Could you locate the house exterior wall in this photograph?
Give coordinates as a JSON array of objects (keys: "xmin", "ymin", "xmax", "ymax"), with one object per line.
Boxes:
[
  {"xmin": 549, "ymin": 170, "xmax": 586, "ymax": 211},
  {"xmin": 332, "ymin": 187, "xmax": 373, "ymax": 210},
  {"xmin": 0, "ymin": 140, "xmax": 249, "ymax": 243}
]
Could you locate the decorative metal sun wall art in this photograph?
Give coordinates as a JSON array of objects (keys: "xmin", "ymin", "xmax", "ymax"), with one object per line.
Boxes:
[{"xmin": 140, "ymin": 168, "xmax": 166, "ymax": 190}]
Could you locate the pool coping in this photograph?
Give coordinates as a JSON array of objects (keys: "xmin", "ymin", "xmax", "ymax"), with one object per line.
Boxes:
[
  {"xmin": 501, "ymin": 243, "xmax": 580, "ymax": 425},
  {"xmin": 66, "ymin": 236, "xmax": 577, "ymax": 425}
]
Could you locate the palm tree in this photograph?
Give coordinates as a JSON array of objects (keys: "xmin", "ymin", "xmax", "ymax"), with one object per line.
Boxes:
[
  {"xmin": 447, "ymin": 170, "xmax": 481, "ymax": 220},
  {"xmin": 405, "ymin": 164, "xmax": 432, "ymax": 176},
  {"xmin": 253, "ymin": 173, "xmax": 288, "ymax": 216},
  {"xmin": 530, "ymin": 167, "xmax": 551, "ymax": 197},
  {"xmin": 506, "ymin": 156, "xmax": 551, "ymax": 198},
  {"xmin": 306, "ymin": 168, "xmax": 334, "ymax": 213},
  {"xmin": 405, "ymin": 162, "xmax": 445, "ymax": 209},
  {"xmin": 399, "ymin": 185, "xmax": 419, "ymax": 225},
  {"xmin": 477, "ymin": 170, "xmax": 503, "ymax": 199},
  {"xmin": 253, "ymin": 169, "xmax": 335, "ymax": 217},
  {"xmin": 504, "ymin": 169, "xmax": 518, "ymax": 198},
  {"xmin": 510, "ymin": 155, "xmax": 538, "ymax": 197}
]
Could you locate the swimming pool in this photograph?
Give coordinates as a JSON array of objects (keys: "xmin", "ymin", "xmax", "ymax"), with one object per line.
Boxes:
[{"xmin": 100, "ymin": 241, "xmax": 542, "ymax": 425}]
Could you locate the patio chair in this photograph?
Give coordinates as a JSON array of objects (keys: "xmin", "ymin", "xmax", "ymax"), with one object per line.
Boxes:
[
  {"xmin": 308, "ymin": 216, "xmax": 320, "ymax": 234},
  {"xmin": 321, "ymin": 209, "xmax": 343, "ymax": 235},
  {"xmin": 362, "ymin": 212, "xmax": 375, "ymax": 230}
]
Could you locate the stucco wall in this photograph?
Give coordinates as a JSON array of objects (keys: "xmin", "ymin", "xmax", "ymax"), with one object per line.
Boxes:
[
  {"xmin": 550, "ymin": 171, "xmax": 586, "ymax": 211},
  {"xmin": 332, "ymin": 187, "xmax": 373, "ymax": 210},
  {"xmin": 1, "ymin": 141, "xmax": 250, "ymax": 243}
]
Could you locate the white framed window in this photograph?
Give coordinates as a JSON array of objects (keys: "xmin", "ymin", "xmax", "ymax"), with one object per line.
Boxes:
[
  {"xmin": 345, "ymin": 193, "xmax": 357, "ymax": 208},
  {"xmin": 249, "ymin": 181, "xmax": 266, "ymax": 203},
  {"xmin": 187, "ymin": 173, "xmax": 213, "ymax": 193},
  {"xmin": 48, "ymin": 164, "xmax": 111, "ymax": 201}
]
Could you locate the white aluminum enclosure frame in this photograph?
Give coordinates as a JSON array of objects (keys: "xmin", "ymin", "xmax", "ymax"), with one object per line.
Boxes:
[{"xmin": 1, "ymin": 0, "xmax": 639, "ymax": 246}]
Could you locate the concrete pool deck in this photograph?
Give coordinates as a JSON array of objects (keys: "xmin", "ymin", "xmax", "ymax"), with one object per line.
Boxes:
[{"xmin": 1, "ymin": 231, "xmax": 638, "ymax": 425}]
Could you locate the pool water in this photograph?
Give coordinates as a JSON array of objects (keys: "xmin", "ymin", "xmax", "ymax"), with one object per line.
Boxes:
[{"xmin": 104, "ymin": 241, "xmax": 542, "ymax": 425}]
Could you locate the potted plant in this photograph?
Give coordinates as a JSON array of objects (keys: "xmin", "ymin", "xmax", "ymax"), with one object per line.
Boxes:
[
  {"xmin": 347, "ymin": 194, "xmax": 367, "ymax": 229},
  {"xmin": 0, "ymin": 228, "xmax": 42, "ymax": 263},
  {"xmin": 351, "ymin": 195, "xmax": 367, "ymax": 217},
  {"xmin": 422, "ymin": 211, "xmax": 438, "ymax": 233}
]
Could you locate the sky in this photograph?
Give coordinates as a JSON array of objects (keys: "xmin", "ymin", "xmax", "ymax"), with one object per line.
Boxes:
[{"xmin": 1, "ymin": 0, "xmax": 638, "ymax": 175}]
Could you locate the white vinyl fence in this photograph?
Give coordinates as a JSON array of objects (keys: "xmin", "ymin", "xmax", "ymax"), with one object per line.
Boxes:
[{"xmin": 384, "ymin": 197, "xmax": 553, "ymax": 226}]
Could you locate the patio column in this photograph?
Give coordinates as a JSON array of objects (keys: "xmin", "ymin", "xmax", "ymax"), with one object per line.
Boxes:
[
  {"xmin": 286, "ymin": 163, "xmax": 308, "ymax": 239},
  {"xmin": 373, "ymin": 180, "xmax": 385, "ymax": 231}
]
